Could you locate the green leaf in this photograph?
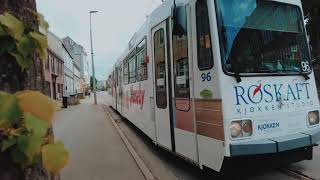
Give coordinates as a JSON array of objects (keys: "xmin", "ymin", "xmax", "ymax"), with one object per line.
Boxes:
[
  {"xmin": 38, "ymin": 13, "xmax": 49, "ymax": 31},
  {"xmin": 29, "ymin": 31, "xmax": 48, "ymax": 60},
  {"xmin": 0, "ymin": 92, "xmax": 21, "ymax": 128},
  {"xmin": 24, "ymin": 113, "xmax": 47, "ymax": 137},
  {"xmin": 200, "ymin": 89, "xmax": 213, "ymax": 99},
  {"xmin": 24, "ymin": 8, "xmax": 49, "ymax": 32},
  {"xmin": 17, "ymin": 134, "xmax": 43, "ymax": 161},
  {"xmin": 0, "ymin": 25, "xmax": 7, "ymax": 36},
  {"xmin": 42, "ymin": 142, "xmax": 69, "ymax": 173},
  {"xmin": 11, "ymin": 147, "xmax": 29, "ymax": 165},
  {"xmin": 0, "ymin": 13, "xmax": 24, "ymax": 40},
  {"xmin": 10, "ymin": 52, "xmax": 33, "ymax": 70},
  {"xmin": 1, "ymin": 136, "xmax": 17, "ymax": 151},
  {"xmin": 0, "ymin": 36, "xmax": 15, "ymax": 56},
  {"xmin": 17, "ymin": 35, "xmax": 37, "ymax": 58}
]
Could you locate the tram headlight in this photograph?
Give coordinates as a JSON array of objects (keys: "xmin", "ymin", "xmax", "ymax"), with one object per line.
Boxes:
[
  {"xmin": 308, "ymin": 110, "xmax": 319, "ymax": 126},
  {"xmin": 230, "ymin": 121, "xmax": 242, "ymax": 138},
  {"xmin": 242, "ymin": 120, "xmax": 253, "ymax": 136},
  {"xmin": 230, "ymin": 120, "xmax": 253, "ymax": 139}
]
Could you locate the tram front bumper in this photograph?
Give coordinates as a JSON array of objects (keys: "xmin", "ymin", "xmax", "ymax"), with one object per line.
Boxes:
[{"xmin": 230, "ymin": 129, "xmax": 320, "ymax": 156}]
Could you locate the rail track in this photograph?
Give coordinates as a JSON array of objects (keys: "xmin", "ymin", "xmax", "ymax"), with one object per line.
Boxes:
[{"xmin": 102, "ymin": 102, "xmax": 316, "ymax": 180}]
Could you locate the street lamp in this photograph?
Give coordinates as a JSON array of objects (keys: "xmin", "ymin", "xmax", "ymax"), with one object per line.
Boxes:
[{"xmin": 90, "ymin": 10, "xmax": 98, "ymax": 105}]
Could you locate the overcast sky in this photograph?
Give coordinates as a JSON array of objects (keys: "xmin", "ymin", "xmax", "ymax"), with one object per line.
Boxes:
[{"xmin": 36, "ymin": 0, "xmax": 162, "ymax": 80}]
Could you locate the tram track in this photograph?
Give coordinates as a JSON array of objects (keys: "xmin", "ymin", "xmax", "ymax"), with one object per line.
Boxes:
[
  {"xmin": 279, "ymin": 168, "xmax": 314, "ymax": 180},
  {"xmin": 101, "ymin": 97, "xmax": 317, "ymax": 180}
]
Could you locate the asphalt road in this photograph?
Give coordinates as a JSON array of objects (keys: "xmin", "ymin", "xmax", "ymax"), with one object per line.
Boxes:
[{"xmin": 97, "ymin": 91, "xmax": 319, "ymax": 180}]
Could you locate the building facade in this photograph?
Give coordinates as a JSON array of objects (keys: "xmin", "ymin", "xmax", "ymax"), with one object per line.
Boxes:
[
  {"xmin": 43, "ymin": 31, "xmax": 64, "ymax": 101},
  {"xmin": 97, "ymin": 80, "xmax": 106, "ymax": 90},
  {"xmin": 62, "ymin": 43, "xmax": 75, "ymax": 96},
  {"xmin": 73, "ymin": 64, "xmax": 81, "ymax": 94},
  {"xmin": 63, "ymin": 37, "xmax": 89, "ymax": 97}
]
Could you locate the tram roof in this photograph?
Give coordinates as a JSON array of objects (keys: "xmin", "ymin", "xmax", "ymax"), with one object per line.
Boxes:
[{"xmin": 115, "ymin": 0, "xmax": 191, "ymax": 66}]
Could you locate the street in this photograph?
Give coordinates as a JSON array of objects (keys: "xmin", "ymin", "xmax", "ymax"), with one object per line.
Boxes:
[{"xmin": 52, "ymin": 91, "xmax": 320, "ymax": 180}]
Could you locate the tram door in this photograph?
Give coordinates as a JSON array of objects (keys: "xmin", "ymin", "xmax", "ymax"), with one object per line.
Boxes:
[{"xmin": 152, "ymin": 20, "xmax": 174, "ymax": 150}]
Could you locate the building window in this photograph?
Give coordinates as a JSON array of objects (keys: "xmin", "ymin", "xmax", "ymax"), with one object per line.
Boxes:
[
  {"xmin": 196, "ymin": 0, "xmax": 213, "ymax": 70},
  {"xmin": 46, "ymin": 53, "xmax": 50, "ymax": 69},
  {"xmin": 51, "ymin": 57, "xmax": 54, "ymax": 72},
  {"xmin": 45, "ymin": 81, "xmax": 51, "ymax": 97}
]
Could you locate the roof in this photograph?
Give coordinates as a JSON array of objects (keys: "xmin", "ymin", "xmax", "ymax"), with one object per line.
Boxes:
[{"xmin": 62, "ymin": 43, "xmax": 74, "ymax": 59}]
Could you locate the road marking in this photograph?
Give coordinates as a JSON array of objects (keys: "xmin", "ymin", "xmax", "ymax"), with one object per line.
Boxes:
[
  {"xmin": 279, "ymin": 168, "xmax": 314, "ymax": 180},
  {"xmin": 102, "ymin": 105, "xmax": 155, "ymax": 180}
]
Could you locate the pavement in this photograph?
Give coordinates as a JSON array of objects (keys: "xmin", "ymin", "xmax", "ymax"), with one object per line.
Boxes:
[{"xmin": 52, "ymin": 96, "xmax": 144, "ymax": 180}]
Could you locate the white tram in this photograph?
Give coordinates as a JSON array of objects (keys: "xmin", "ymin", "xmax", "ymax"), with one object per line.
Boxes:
[{"xmin": 110, "ymin": 0, "xmax": 320, "ymax": 172}]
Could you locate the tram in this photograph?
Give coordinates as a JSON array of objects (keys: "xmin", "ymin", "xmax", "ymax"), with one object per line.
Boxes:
[{"xmin": 110, "ymin": 0, "xmax": 320, "ymax": 172}]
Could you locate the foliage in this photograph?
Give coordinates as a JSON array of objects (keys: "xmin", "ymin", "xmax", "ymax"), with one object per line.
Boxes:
[
  {"xmin": 0, "ymin": 12, "xmax": 48, "ymax": 70},
  {"xmin": 90, "ymin": 76, "xmax": 98, "ymax": 90},
  {"xmin": 16, "ymin": 91, "xmax": 56, "ymax": 127},
  {"xmin": 0, "ymin": 91, "xmax": 69, "ymax": 173},
  {"xmin": 42, "ymin": 142, "xmax": 69, "ymax": 174},
  {"xmin": 0, "ymin": 12, "xmax": 68, "ymax": 174}
]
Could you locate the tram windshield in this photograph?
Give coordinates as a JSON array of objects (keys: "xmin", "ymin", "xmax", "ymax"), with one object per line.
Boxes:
[{"xmin": 215, "ymin": 0, "xmax": 311, "ymax": 75}]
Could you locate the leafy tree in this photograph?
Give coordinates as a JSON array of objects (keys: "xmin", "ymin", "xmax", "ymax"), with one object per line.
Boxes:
[
  {"xmin": 0, "ymin": 1, "xmax": 68, "ymax": 179},
  {"xmin": 90, "ymin": 76, "xmax": 98, "ymax": 90}
]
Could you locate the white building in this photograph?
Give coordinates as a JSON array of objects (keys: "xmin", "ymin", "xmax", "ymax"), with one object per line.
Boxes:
[
  {"xmin": 62, "ymin": 44, "xmax": 75, "ymax": 96},
  {"xmin": 63, "ymin": 37, "xmax": 89, "ymax": 96}
]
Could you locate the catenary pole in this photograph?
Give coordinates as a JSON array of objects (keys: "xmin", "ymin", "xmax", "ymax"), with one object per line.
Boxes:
[{"xmin": 89, "ymin": 10, "xmax": 98, "ymax": 105}]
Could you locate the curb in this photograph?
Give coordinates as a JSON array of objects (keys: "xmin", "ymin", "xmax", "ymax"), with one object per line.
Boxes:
[{"xmin": 102, "ymin": 105, "xmax": 155, "ymax": 180}]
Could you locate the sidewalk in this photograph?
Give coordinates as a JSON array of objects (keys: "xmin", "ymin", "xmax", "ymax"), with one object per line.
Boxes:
[{"xmin": 52, "ymin": 97, "xmax": 144, "ymax": 180}]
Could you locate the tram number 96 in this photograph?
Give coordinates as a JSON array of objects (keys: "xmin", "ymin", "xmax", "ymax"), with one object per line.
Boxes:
[
  {"xmin": 301, "ymin": 61, "xmax": 311, "ymax": 72},
  {"xmin": 201, "ymin": 72, "xmax": 212, "ymax": 82}
]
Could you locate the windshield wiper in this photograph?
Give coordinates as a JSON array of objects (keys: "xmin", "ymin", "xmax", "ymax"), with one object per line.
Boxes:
[
  {"xmin": 259, "ymin": 69, "xmax": 310, "ymax": 80},
  {"xmin": 234, "ymin": 72, "xmax": 242, "ymax": 83}
]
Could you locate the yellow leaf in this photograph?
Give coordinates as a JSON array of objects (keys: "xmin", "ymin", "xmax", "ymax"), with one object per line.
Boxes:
[
  {"xmin": 0, "ymin": 13, "xmax": 24, "ymax": 40},
  {"xmin": 29, "ymin": 31, "xmax": 48, "ymax": 61},
  {"xmin": 16, "ymin": 91, "xmax": 56, "ymax": 127},
  {"xmin": 42, "ymin": 142, "xmax": 69, "ymax": 174}
]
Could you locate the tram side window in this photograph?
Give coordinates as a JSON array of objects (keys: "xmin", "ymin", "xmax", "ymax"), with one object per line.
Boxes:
[
  {"xmin": 119, "ymin": 65, "xmax": 123, "ymax": 86},
  {"xmin": 196, "ymin": 0, "xmax": 213, "ymax": 70},
  {"xmin": 154, "ymin": 29, "xmax": 167, "ymax": 109},
  {"xmin": 172, "ymin": 6, "xmax": 190, "ymax": 111},
  {"xmin": 136, "ymin": 38, "xmax": 148, "ymax": 81},
  {"xmin": 123, "ymin": 60, "xmax": 129, "ymax": 85},
  {"xmin": 115, "ymin": 67, "xmax": 118, "ymax": 86},
  {"xmin": 129, "ymin": 56, "xmax": 136, "ymax": 84}
]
